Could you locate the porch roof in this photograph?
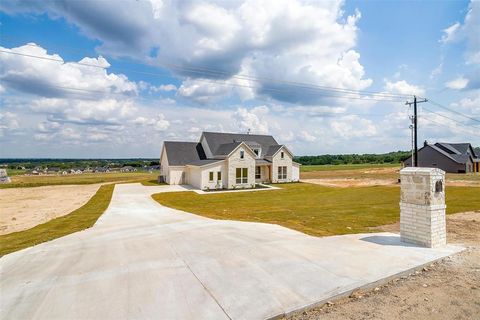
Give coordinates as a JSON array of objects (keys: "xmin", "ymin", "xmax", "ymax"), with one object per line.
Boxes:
[{"xmin": 255, "ymin": 159, "xmax": 272, "ymax": 165}]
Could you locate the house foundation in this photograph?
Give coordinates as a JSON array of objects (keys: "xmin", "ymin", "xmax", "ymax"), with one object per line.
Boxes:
[{"xmin": 399, "ymin": 167, "xmax": 446, "ymax": 248}]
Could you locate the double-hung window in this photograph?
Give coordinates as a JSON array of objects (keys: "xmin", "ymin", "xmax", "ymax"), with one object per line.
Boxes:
[
  {"xmin": 236, "ymin": 168, "xmax": 248, "ymax": 184},
  {"xmin": 277, "ymin": 166, "xmax": 287, "ymax": 180},
  {"xmin": 217, "ymin": 171, "xmax": 222, "ymax": 181},
  {"xmin": 209, "ymin": 171, "xmax": 214, "ymax": 182}
]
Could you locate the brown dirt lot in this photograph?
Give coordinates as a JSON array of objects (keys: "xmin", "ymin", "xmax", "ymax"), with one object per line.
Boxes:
[
  {"xmin": 0, "ymin": 184, "xmax": 102, "ymax": 235},
  {"xmin": 286, "ymin": 211, "xmax": 480, "ymax": 320},
  {"xmin": 302, "ymin": 167, "xmax": 480, "ymax": 187}
]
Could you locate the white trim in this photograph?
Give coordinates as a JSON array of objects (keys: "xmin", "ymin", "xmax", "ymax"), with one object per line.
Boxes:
[
  {"xmin": 226, "ymin": 142, "xmax": 257, "ymax": 158},
  {"xmin": 185, "ymin": 159, "xmax": 226, "ymax": 168}
]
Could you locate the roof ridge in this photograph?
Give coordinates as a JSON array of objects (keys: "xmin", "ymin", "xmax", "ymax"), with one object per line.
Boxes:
[{"xmin": 203, "ymin": 131, "xmax": 273, "ymax": 137}]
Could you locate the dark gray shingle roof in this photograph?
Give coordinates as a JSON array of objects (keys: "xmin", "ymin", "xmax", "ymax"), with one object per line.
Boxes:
[
  {"xmin": 215, "ymin": 142, "xmax": 242, "ymax": 156},
  {"xmin": 202, "ymin": 132, "xmax": 278, "ymax": 157},
  {"xmin": 264, "ymin": 145, "xmax": 283, "ymax": 157},
  {"xmin": 164, "ymin": 141, "xmax": 206, "ymax": 166},
  {"xmin": 429, "ymin": 144, "xmax": 471, "ymax": 164}
]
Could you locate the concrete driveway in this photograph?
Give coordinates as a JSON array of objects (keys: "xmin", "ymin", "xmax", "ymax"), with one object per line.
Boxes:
[{"xmin": 0, "ymin": 184, "xmax": 463, "ymax": 320}]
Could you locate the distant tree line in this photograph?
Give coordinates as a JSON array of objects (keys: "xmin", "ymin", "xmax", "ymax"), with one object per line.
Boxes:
[
  {"xmin": 0, "ymin": 159, "xmax": 159, "ymax": 170},
  {"xmin": 294, "ymin": 151, "xmax": 411, "ymax": 166}
]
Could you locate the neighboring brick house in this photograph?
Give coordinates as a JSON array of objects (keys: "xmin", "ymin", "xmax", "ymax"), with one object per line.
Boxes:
[
  {"xmin": 403, "ymin": 142, "xmax": 480, "ymax": 173},
  {"xmin": 160, "ymin": 132, "xmax": 300, "ymax": 189}
]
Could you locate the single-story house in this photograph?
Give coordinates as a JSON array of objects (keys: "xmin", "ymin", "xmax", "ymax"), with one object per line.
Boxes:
[
  {"xmin": 160, "ymin": 131, "xmax": 300, "ymax": 189},
  {"xmin": 69, "ymin": 168, "xmax": 84, "ymax": 174},
  {"xmin": 120, "ymin": 166, "xmax": 137, "ymax": 172},
  {"xmin": 403, "ymin": 142, "xmax": 479, "ymax": 173},
  {"xmin": 94, "ymin": 167, "xmax": 110, "ymax": 173}
]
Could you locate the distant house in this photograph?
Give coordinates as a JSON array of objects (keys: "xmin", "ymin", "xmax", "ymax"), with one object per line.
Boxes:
[
  {"xmin": 160, "ymin": 131, "xmax": 300, "ymax": 189},
  {"xmin": 69, "ymin": 168, "xmax": 83, "ymax": 174},
  {"xmin": 47, "ymin": 167, "xmax": 60, "ymax": 174},
  {"xmin": 403, "ymin": 142, "xmax": 480, "ymax": 173},
  {"xmin": 94, "ymin": 167, "xmax": 110, "ymax": 173},
  {"xmin": 120, "ymin": 166, "xmax": 137, "ymax": 172}
]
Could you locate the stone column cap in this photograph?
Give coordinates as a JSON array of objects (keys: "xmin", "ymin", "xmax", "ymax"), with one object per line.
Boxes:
[{"xmin": 400, "ymin": 167, "xmax": 445, "ymax": 175}]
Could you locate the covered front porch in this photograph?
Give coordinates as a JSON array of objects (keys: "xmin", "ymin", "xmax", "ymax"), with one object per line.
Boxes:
[{"xmin": 255, "ymin": 159, "xmax": 272, "ymax": 184}]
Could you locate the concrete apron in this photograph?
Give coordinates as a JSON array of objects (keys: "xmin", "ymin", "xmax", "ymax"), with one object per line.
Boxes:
[{"xmin": 0, "ymin": 183, "xmax": 463, "ymax": 320}]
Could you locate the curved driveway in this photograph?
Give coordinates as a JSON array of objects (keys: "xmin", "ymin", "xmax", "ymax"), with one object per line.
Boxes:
[{"xmin": 0, "ymin": 184, "xmax": 462, "ymax": 319}]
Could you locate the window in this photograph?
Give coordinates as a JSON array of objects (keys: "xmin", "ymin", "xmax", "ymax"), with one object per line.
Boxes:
[
  {"xmin": 240, "ymin": 150, "xmax": 244, "ymax": 159},
  {"xmin": 277, "ymin": 166, "xmax": 287, "ymax": 180},
  {"xmin": 217, "ymin": 171, "xmax": 221, "ymax": 181},
  {"xmin": 281, "ymin": 151, "xmax": 284, "ymax": 159},
  {"xmin": 236, "ymin": 168, "xmax": 248, "ymax": 184},
  {"xmin": 209, "ymin": 171, "xmax": 214, "ymax": 182},
  {"xmin": 253, "ymin": 149, "xmax": 260, "ymax": 157},
  {"xmin": 255, "ymin": 166, "xmax": 261, "ymax": 179}
]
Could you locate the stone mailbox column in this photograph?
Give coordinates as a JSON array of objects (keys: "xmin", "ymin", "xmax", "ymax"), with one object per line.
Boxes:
[{"xmin": 399, "ymin": 167, "xmax": 446, "ymax": 248}]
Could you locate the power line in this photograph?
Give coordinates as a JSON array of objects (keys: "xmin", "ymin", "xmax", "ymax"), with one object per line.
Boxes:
[
  {"xmin": 4, "ymin": 41, "xmax": 477, "ymax": 126},
  {"xmin": 420, "ymin": 116, "xmax": 480, "ymax": 137},
  {"xmin": 422, "ymin": 106, "xmax": 479, "ymax": 128},
  {"xmin": 1, "ymin": 79, "xmax": 399, "ymax": 118},
  {"xmin": 0, "ymin": 49, "xmax": 408, "ymax": 102},
  {"xmin": 427, "ymin": 99, "xmax": 480, "ymax": 124},
  {"xmin": 1, "ymin": 39, "xmax": 413, "ymax": 98},
  {"xmin": 0, "ymin": 41, "xmax": 412, "ymax": 99}
]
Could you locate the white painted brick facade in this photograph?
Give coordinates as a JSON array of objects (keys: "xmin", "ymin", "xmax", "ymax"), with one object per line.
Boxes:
[
  {"xmin": 399, "ymin": 167, "xmax": 446, "ymax": 248},
  {"xmin": 271, "ymin": 147, "xmax": 293, "ymax": 183},
  {"xmin": 226, "ymin": 146, "xmax": 256, "ymax": 189}
]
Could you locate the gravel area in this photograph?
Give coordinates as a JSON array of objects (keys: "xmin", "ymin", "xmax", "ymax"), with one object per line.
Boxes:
[{"xmin": 286, "ymin": 211, "xmax": 480, "ymax": 320}]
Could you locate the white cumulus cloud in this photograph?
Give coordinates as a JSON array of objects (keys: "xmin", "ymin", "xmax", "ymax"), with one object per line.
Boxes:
[{"xmin": 445, "ymin": 76, "xmax": 469, "ymax": 90}]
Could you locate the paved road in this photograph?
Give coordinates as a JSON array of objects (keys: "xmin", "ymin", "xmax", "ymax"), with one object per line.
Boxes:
[{"xmin": 0, "ymin": 184, "xmax": 462, "ymax": 320}]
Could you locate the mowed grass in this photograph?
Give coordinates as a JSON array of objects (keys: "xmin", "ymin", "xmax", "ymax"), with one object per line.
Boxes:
[
  {"xmin": 0, "ymin": 172, "xmax": 158, "ymax": 189},
  {"xmin": 0, "ymin": 184, "xmax": 114, "ymax": 257},
  {"xmin": 152, "ymin": 183, "xmax": 480, "ymax": 237}
]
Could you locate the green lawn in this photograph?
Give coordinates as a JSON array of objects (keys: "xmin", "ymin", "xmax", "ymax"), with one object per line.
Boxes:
[
  {"xmin": 5, "ymin": 169, "xmax": 27, "ymax": 176},
  {"xmin": 0, "ymin": 172, "xmax": 158, "ymax": 189},
  {"xmin": 152, "ymin": 183, "xmax": 480, "ymax": 237},
  {"xmin": 0, "ymin": 184, "xmax": 114, "ymax": 257}
]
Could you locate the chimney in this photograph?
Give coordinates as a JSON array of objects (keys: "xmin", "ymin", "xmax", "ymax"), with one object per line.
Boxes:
[{"xmin": 424, "ymin": 140, "xmax": 428, "ymax": 147}]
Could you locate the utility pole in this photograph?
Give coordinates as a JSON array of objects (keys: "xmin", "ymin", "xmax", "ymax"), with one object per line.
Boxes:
[
  {"xmin": 406, "ymin": 96, "xmax": 428, "ymax": 167},
  {"xmin": 409, "ymin": 120, "xmax": 414, "ymax": 165}
]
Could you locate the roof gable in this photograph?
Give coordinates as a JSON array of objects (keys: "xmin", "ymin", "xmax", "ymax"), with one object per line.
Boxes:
[
  {"xmin": 202, "ymin": 131, "xmax": 278, "ymax": 157},
  {"xmin": 265, "ymin": 145, "xmax": 293, "ymax": 158},
  {"xmin": 226, "ymin": 141, "xmax": 257, "ymax": 159}
]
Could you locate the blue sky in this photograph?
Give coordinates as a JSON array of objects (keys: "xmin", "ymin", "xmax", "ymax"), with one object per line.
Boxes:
[{"xmin": 0, "ymin": 0, "xmax": 478, "ymax": 158}]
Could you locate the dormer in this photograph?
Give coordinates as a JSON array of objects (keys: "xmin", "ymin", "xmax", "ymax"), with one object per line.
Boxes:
[{"xmin": 243, "ymin": 141, "xmax": 262, "ymax": 158}]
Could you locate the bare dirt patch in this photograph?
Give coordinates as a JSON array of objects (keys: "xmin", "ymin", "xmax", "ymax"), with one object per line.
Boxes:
[
  {"xmin": 286, "ymin": 211, "xmax": 480, "ymax": 320},
  {"xmin": 0, "ymin": 184, "xmax": 103, "ymax": 235}
]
